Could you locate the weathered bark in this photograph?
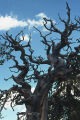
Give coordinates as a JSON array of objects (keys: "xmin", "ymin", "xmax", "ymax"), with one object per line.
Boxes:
[
  {"xmin": 26, "ymin": 95, "xmax": 48, "ymax": 120},
  {"xmin": 40, "ymin": 96, "xmax": 48, "ymax": 120}
]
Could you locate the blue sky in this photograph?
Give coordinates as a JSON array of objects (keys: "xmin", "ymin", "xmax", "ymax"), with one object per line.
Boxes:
[{"xmin": 0, "ymin": 0, "xmax": 80, "ymax": 120}]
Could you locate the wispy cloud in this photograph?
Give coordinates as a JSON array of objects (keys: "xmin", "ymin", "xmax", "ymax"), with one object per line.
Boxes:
[
  {"xmin": 27, "ymin": 13, "xmax": 55, "ymax": 32},
  {"xmin": 27, "ymin": 19, "xmax": 43, "ymax": 29},
  {"xmin": 27, "ymin": 13, "xmax": 48, "ymax": 30},
  {"xmin": 36, "ymin": 13, "xmax": 48, "ymax": 19},
  {"xmin": 0, "ymin": 15, "xmax": 27, "ymax": 30}
]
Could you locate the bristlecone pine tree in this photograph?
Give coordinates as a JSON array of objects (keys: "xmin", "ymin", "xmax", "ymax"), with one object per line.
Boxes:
[{"xmin": 0, "ymin": 2, "xmax": 80, "ymax": 120}]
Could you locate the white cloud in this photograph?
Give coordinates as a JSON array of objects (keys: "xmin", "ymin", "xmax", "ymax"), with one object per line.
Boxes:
[
  {"xmin": 0, "ymin": 13, "xmax": 47, "ymax": 31},
  {"xmin": 20, "ymin": 34, "xmax": 29, "ymax": 41},
  {"xmin": 4, "ymin": 101, "xmax": 12, "ymax": 109},
  {"xmin": 0, "ymin": 13, "xmax": 55, "ymax": 32},
  {"xmin": 4, "ymin": 87, "xmax": 35, "ymax": 109},
  {"xmin": 27, "ymin": 13, "xmax": 55, "ymax": 32},
  {"xmin": 31, "ymin": 87, "xmax": 35, "ymax": 93},
  {"xmin": 27, "ymin": 12, "xmax": 48, "ymax": 30},
  {"xmin": 4, "ymin": 93, "xmax": 19, "ymax": 109},
  {"xmin": 36, "ymin": 13, "xmax": 48, "ymax": 19},
  {"xmin": 4, "ymin": 101, "xmax": 25, "ymax": 111},
  {"xmin": 0, "ymin": 15, "xmax": 27, "ymax": 30},
  {"xmin": 21, "ymin": 107, "xmax": 26, "ymax": 112},
  {"xmin": 27, "ymin": 19, "xmax": 43, "ymax": 29}
]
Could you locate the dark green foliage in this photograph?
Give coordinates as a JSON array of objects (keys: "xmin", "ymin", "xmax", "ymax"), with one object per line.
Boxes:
[{"xmin": 48, "ymin": 54, "xmax": 80, "ymax": 120}]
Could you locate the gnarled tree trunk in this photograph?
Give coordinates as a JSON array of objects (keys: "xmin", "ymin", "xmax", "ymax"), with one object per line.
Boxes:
[{"xmin": 26, "ymin": 95, "xmax": 48, "ymax": 120}]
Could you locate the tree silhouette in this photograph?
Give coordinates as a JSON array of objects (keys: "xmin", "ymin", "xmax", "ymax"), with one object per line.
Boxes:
[{"xmin": 0, "ymin": 2, "xmax": 80, "ymax": 120}]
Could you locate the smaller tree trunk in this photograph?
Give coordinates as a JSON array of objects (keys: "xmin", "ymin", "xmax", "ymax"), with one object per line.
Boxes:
[{"xmin": 40, "ymin": 96, "xmax": 48, "ymax": 120}]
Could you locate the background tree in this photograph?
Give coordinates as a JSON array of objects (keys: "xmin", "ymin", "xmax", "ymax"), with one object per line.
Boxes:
[{"xmin": 0, "ymin": 2, "xmax": 80, "ymax": 120}]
